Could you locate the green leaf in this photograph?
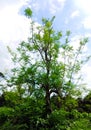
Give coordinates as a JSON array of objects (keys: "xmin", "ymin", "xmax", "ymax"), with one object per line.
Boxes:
[{"xmin": 24, "ymin": 8, "xmax": 32, "ymax": 18}]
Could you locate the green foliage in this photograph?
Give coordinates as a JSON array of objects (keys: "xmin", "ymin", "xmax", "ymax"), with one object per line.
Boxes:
[
  {"xmin": 0, "ymin": 91, "xmax": 91, "ymax": 129},
  {"xmin": 62, "ymin": 96, "xmax": 78, "ymax": 111},
  {"xmin": 68, "ymin": 111, "xmax": 91, "ymax": 130},
  {"xmin": 48, "ymin": 109, "xmax": 69, "ymax": 130},
  {"xmin": 24, "ymin": 8, "xmax": 32, "ymax": 18},
  {"xmin": 2, "ymin": 8, "xmax": 91, "ymax": 130},
  {"xmin": 0, "ymin": 107, "xmax": 14, "ymax": 126},
  {"xmin": 78, "ymin": 91, "xmax": 91, "ymax": 113},
  {"xmin": 0, "ymin": 122, "xmax": 28, "ymax": 130},
  {"xmin": 8, "ymin": 14, "xmax": 89, "ymax": 100}
]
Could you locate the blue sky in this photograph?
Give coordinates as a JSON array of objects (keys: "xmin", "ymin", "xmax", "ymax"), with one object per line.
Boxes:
[{"xmin": 0, "ymin": 0, "xmax": 91, "ymax": 89}]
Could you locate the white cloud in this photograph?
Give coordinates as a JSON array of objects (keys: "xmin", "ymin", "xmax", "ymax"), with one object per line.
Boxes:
[
  {"xmin": 0, "ymin": 0, "xmax": 29, "ymax": 10},
  {"xmin": 70, "ymin": 10, "xmax": 80, "ymax": 18},
  {"xmin": 31, "ymin": 2, "xmax": 40, "ymax": 12},
  {"xmin": 82, "ymin": 17, "xmax": 91, "ymax": 29},
  {"xmin": 73, "ymin": 0, "xmax": 91, "ymax": 30},
  {"xmin": 74, "ymin": 0, "xmax": 91, "ymax": 15},
  {"xmin": 0, "ymin": 0, "xmax": 30, "ymax": 72},
  {"xmin": 49, "ymin": 0, "xmax": 66, "ymax": 14},
  {"xmin": 0, "ymin": 1, "xmax": 30, "ymax": 44},
  {"xmin": 81, "ymin": 63, "xmax": 91, "ymax": 89}
]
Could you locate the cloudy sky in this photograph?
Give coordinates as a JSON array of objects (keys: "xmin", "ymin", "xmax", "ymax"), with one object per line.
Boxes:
[{"xmin": 0, "ymin": 0, "xmax": 91, "ymax": 88}]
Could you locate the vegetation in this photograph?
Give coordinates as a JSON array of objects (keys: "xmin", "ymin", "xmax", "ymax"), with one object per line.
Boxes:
[{"xmin": 0, "ymin": 8, "xmax": 91, "ymax": 129}]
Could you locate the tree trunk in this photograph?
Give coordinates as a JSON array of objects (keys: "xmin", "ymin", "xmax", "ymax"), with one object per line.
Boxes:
[
  {"xmin": 44, "ymin": 48, "xmax": 52, "ymax": 114},
  {"xmin": 45, "ymin": 85, "xmax": 52, "ymax": 114}
]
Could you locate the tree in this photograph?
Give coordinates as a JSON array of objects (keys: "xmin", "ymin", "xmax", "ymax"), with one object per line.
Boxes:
[
  {"xmin": 77, "ymin": 91, "xmax": 91, "ymax": 113},
  {"xmin": 7, "ymin": 8, "xmax": 90, "ymax": 116}
]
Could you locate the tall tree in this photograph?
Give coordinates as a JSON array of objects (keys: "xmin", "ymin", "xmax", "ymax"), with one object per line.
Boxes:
[{"xmin": 7, "ymin": 8, "xmax": 90, "ymax": 115}]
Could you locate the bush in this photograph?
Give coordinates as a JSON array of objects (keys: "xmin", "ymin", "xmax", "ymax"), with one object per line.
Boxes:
[{"xmin": 48, "ymin": 109, "xmax": 70, "ymax": 130}]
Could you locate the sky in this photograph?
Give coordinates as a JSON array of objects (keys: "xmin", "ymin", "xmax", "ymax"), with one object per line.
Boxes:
[{"xmin": 0, "ymin": 0, "xmax": 91, "ymax": 89}]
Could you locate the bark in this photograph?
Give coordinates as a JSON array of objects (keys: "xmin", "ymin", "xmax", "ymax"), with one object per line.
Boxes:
[
  {"xmin": 45, "ymin": 85, "xmax": 52, "ymax": 114},
  {"xmin": 45, "ymin": 49, "xmax": 52, "ymax": 114}
]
